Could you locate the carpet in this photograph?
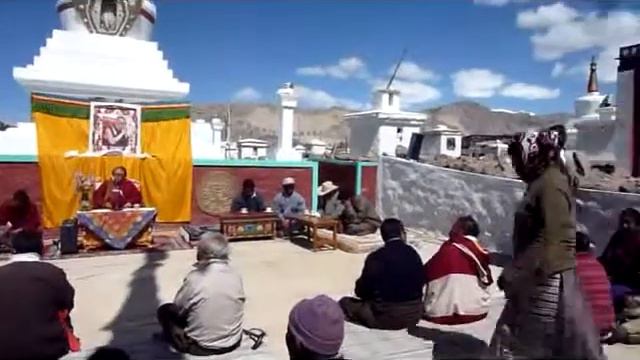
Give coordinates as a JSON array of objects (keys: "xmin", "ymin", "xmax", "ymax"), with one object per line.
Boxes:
[{"xmin": 0, "ymin": 224, "xmax": 193, "ymax": 261}]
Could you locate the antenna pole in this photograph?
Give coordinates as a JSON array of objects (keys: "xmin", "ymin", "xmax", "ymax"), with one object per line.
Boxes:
[{"xmin": 386, "ymin": 48, "xmax": 407, "ymax": 90}]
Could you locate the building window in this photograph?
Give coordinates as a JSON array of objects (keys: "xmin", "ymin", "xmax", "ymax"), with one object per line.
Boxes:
[
  {"xmin": 388, "ymin": 95, "xmax": 394, "ymax": 107},
  {"xmin": 396, "ymin": 127, "xmax": 403, "ymax": 142},
  {"xmin": 446, "ymin": 137, "xmax": 456, "ymax": 151}
]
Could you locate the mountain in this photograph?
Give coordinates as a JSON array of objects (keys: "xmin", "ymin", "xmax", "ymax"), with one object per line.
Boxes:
[{"xmin": 192, "ymin": 101, "xmax": 572, "ymax": 143}]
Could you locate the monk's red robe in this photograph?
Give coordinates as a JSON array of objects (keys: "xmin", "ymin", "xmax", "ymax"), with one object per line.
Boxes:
[
  {"xmin": 0, "ymin": 201, "xmax": 41, "ymax": 233},
  {"xmin": 93, "ymin": 179, "xmax": 142, "ymax": 209}
]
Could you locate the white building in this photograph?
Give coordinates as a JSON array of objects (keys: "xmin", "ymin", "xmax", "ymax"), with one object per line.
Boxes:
[
  {"xmin": 345, "ymin": 89, "xmax": 427, "ymax": 157},
  {"xmin": 0, "ymin": 123, "xmax": 37, "ymax": 157},
  {"xmin": 308, "ymin": 139, "xmax": 329, "ymax": 156},
  {"xmin": 276, "ymin": 83, "xmax": 302, "ymax": 161},
  {"xmin": 420, "ymin": 125, "xmax": 463, "ymax": 158},
  {"xmin": 238, "ymin": 138, "xmax": 269, "ymax": 159}
]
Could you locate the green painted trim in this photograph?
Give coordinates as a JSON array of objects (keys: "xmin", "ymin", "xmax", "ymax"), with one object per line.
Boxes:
[
  {"xmin": 0, "ymin": 155, "xmax": 38, "ymax": 163},
  {"xmin": 358, "ymin": 161, "xmax": 378, "ymax": 167},
  {"xmin": 32, "ymin": 101, "xmax": 89, "ymax": 119},
  {"xmin": 355, "ymin": 162, "xmax": 363, "ymax": 195},
  {"xmin": 141, "ymin": 108, "xmax": 190, "ymax": 122},
  {"xmin": 32, "ymin": 97, "xmax": 190, "ymax": 122},
  {"xmin": 193, "ymin": 158, "xmax": 315, "ymax": 168},
  {"xmin": 310, "ymin": 161, "xmax": 319, "ymax": 211}
]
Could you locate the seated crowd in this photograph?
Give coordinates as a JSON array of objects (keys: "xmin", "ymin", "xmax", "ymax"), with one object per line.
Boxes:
[{"xmin": 1, "ymin": 183, "xmax": 640, "ymax": 358}]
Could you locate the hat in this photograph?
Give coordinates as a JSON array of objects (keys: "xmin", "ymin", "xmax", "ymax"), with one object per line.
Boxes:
[
  {"xmin": 288, "ymin": 295, "xmax": 344, "ymax": 356},
  {"xmin": 318, "ymin": 181, "xmax": 339, "ymax": 196},
  {"xmin": 282, "ymin": 177, "xmax": 296, "ymax": 186}
]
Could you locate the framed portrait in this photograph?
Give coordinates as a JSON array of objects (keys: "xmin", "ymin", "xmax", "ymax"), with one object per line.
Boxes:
[{"xmin": 89, "ymin": 102, "xmax": 142, "ymax": 154}]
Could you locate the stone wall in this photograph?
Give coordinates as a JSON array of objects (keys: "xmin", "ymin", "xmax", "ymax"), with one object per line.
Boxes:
[{"xmin": 377, "ymin": 156, "xmax": 640, "ymax": 255}]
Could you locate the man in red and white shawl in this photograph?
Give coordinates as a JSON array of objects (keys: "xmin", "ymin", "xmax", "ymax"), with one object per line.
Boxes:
[{"xmin": 423, "ymin": 215, "xmax": 493, "ymax": 325}]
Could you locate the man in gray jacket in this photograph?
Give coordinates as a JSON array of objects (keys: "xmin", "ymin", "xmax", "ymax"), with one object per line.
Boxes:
[{"xmin": 157, "ymin": 232, "xmax": 245, "ymax": 356}]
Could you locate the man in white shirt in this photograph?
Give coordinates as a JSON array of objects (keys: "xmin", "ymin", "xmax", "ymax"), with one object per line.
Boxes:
[{"xmin": 156, "ymin": 232, "xmax": 245, "ymax": 355}]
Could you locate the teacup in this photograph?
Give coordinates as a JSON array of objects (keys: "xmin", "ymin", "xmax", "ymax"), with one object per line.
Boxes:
[
  {"xmin": 265, "ymin": 207, "xmax": 273, "ymax": 213},
  {"xmin": 304, "ymin": 210, "xmax": 310, "ymax": 215},
  {"xmin": 240, "ymin": 208, "xmax": 248, "ymax": 214}
]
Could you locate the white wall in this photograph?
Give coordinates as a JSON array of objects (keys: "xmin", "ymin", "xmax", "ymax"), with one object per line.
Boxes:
[
  {"xmin": 439, "ymin": 135, "xmax": 462, "ymax": 158},
  {"xmin": 379, "ymin": 125, "xmax": 399, "ymax": 156},
  {"xmin": 0, "ymin": 123, "xmax": 37, "ymax": 156}
]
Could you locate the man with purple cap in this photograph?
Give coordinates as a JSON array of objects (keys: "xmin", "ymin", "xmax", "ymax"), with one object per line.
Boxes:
[{"xmin": 286, "ymin": 295, "xmax": 345, "ymax": 360}]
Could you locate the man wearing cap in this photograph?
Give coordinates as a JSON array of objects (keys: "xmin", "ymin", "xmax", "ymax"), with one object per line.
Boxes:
[
  {"xmin": 286, "ymin": 294, "xmax": 345, "ymax": 360},
  {"xmin": 273, "ymin": 177, "xmax": 306, "ymax": 233},
  {"xmin": 230, "ymin": 179, "xmax": 266, "ymax": 213},
  {"xmin": 318, "ymin": 181, "xmax": 344, "ymax": 220}
]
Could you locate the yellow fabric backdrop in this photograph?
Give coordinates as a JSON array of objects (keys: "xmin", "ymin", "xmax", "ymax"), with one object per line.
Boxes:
[{"xmin": 35, "ymin": 112, "xmax": 192, "ymax": 228}]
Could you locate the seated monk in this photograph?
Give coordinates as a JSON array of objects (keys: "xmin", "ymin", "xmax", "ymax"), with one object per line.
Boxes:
[
  {"xmin": 342, "ymin": 195, "xmax": 381, "ymax": 236},
  {"xmin": 93, "ymin": 166, "xmax": 142, "ymax": 210},
  {"xmin": 599, "ymin": 208, "xmax": 640, "ymax": 315},
  {"xmin": 423, "ymin": 216, "xmax": 493, "ymax": 325},
  {"xmin": 0, "ymin": 190, "xmax": 41, "ymax": 250}
]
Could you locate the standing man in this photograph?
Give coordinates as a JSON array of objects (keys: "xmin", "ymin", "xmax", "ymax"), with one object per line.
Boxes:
[
  {"xmin": 339, "ymin": 218, "xmax": 424, "ymax": 330},
  {"xmin": 93, "ymin": 166, "xmax": 142, "ymax": 210},
  {"xmin": 272, "ymin": 177, "xmax": 306, "ymax": 234},
  {"xmin": 0, "ymin": 231, "xmax": 76, "ymax": 359},
  {"xmin": 230, "ymin": 179, "xmax": 266, "ymax": 213}
]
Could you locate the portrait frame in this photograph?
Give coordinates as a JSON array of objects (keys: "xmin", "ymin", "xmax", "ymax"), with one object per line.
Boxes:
[{"xmin": 89, "ymin": 102, "xmax": 142, "ymax": 154}]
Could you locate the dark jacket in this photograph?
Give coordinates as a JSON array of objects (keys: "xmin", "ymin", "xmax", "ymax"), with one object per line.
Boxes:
[
  {"xmin": 0, "ymin": 259, "xmax": 75, "ymax": 360},
  {"xmin": 599, "ymin": 229, "xmax": 640, "ymax": 289},
  {"xmin": 355, "ymin": 240, "xmax": 424, "ymax": 303},
  {"xmin": 510, "ymin": 165, "xmax": 576, "ymax": 279},
  {"xmin": 230, "ymin": 192, "xmax": 266, "ymax": 213}
]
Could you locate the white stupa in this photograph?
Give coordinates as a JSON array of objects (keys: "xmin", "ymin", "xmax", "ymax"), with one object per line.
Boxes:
[
  {"xmin": 345, "ymin": 89, "xmax": 427, "ymax": 158},
  {"xmin": 13, "ymin": 0, "xmax": 189, "ymax": 102}
]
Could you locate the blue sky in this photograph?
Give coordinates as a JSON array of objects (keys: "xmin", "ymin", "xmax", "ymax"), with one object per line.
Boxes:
[{"xmin": 1, "ymin": 0, "xmax": 638, "ymax": 121}]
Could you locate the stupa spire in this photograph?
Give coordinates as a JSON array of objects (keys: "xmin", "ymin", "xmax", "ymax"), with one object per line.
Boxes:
[{"xmin": 587, "ymin": 56, "xmax": 599, "ymax": 94}]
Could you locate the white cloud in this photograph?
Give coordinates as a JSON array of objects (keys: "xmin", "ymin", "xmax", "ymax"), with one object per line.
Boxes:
[
  {"xmin": 296, "ymin": 57, "xmax": 368, "ymax": 79},
  {"xmin": 500, "ymin": 82, "xmax": 560, "ymax": 99},
  {"xmin": 551, "ymin": 61, "xmax": 589, "ymax": 79},
  {"xmin": 518, "ymin": 4, "xmax": 640, "ymax": 83},
  {"xmin": 389, "ymin": 61, "xmax": 438, "ymax": 82},
  {"xmin": 295, "ymin": 86, "xmax": 364, "ymax": 110},
  {"xmin": 451, "ymin": 68, "xmax": 506, "ymax": 98},
  {"xmin": 474, "ymin": 0, "xmax": 511, "ymax": 6},
  {"xmin": 516, "ymin": 2, "xmax": 578, "ymax": 29},
  {"xmin": 233, "ymin": 87, "xmax": 261, "ymax": 101}
]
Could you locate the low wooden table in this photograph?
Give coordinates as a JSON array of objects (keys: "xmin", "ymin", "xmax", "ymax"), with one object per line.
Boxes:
[
  {"xmin": 289, "ymin": 215, "xmax": 338, "ymax": 251},
  {"xmin": 219, "ymin": 212, "xmax": 278, "ymax": 241}
]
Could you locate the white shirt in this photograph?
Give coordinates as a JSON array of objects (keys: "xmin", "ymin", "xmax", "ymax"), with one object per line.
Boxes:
[{"xmin": 175, "ymin": 259, "xmax": 245, "ymax": 349}]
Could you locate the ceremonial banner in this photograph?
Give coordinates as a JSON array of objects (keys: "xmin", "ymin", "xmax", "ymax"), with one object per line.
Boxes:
[
  {"xmin": 89, "ymin": 102, "xmax": 141, "ymax": 154},
  {"xmin": 33, "ymin": 94, "xmax": 192, "ymax": 227}
]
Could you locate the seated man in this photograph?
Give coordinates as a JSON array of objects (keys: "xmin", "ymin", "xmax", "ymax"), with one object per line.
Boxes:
[
  {"xmin": 0, "ymin": 231, "xmax": 76, "ymax": 360},
  {"xmin": 342, "ymin": 195, "xmax": 381, "ymax": 236},
  {"xmin": 286, "ymin": 295, "xmax": 345, "ymax": 360},
  {"xmin": 231, "ymin": 179, "xmax": 266, "ymax": 212},
  {"xmin": 423, "ymin": 216, "xmax": 493, "ymax": 325},
  {"xmin": 339, "ymin": 218, "xmax": 424, "ymax": 330},
  {"xmin": 273, "ymin": 177, "xmax": 306, "ymax": 231},
  {"xmin": 575, "ymin": 225, "xmax": 615, "ymax": 339},
  {"xmin": 93, "ymin": 166, "xmax": 142, "ymax": 210},
  {"xmin": 317, "ymin": 181, "xmax": 344, "ymax": 220},
  {"xmin": 599, "ymin": 208, "xmax": 640, "ymax": 314},
  {"xmin": 157, "ymin": 232, "xmax": 245, "ymax": 356},
  {"xmin": 0, "ymin": 190, "xmax": 41, "ymax": 250}
]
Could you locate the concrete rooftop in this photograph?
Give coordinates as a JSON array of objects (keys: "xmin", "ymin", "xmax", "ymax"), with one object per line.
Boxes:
[{"xmin": 1, "ymin": 237, "xmax": 638, "ymax": 359}]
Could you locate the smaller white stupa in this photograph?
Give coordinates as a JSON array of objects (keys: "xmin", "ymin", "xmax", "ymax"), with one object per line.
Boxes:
[
  {"xmin": 344, "ymin": 89, "xmax": 427, "ymax": 158},
  {"xmin": 276, "ymin": 83, "xmax": 302, "ymax": 161}
]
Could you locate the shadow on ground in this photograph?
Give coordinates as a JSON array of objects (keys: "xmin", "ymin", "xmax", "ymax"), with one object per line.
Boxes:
[
  {"xmin": 102, "ymin": 251, "xmax": 183, "ymax": 359},
  {"xmin": 409, "ymin": 326, "xmax": 488, "ymax": 360}
]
